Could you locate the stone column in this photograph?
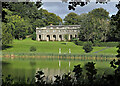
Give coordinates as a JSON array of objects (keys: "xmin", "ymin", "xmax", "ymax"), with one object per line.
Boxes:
[
  {"xmin": 73, "ymin": 34, "xmax": 75, "ymax": 38},
  {"xmin": 62, "ymin": 35, "xmax": 64, "ymax": 41},
  {"xmin": 44, "ymin": 34, "xmax": 46, "ymax": 41},
  {"xmin": 41, "ymin": 34, "xmax": 43, "ymax": 41},
  {"xmin": 51, "ymin": 35, "xmax": 54, "ymax": 41},
  {"xmin": 68, "ymin": 34, "xmax": 70, "ymax": 40},
  {"xmin": 56, "ymin": 35, "xmax": 59, "ymax": 41},
  {"xmin": 36, "ymin": 34, "xmax": 40, "ymax": 41},
  {"xmin": 58, "ymin": 35, "xmax": 61, "ymax": 41}
]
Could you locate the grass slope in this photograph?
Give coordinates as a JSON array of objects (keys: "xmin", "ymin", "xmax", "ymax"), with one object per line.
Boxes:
[{"xmin": 2, "ymin": 38, "xmax": 117, "ymax": 55}]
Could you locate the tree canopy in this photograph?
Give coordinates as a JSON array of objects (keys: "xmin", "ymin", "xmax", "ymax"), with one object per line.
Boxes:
[{"xmin": 1, "ymin": 2, "xmax": 63, "ymax": 47}]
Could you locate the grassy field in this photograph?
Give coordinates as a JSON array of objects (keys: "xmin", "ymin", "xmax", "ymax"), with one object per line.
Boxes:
[{"xmin": 2, "ymin": 38, "xmax": 117, "ymax": 55}]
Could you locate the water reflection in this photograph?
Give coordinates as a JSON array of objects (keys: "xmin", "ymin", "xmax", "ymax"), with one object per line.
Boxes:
[
  {"xmin": 2, "ymin": 58, "xmax": 113, "ymax": 82},
  {"xmin": 2, "ymin": 62, "xmax": 69, "ymax": 82}
]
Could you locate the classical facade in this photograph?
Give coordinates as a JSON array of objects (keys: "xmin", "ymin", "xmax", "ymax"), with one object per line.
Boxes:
[{"xmin": 36, "ymin": 24, "xmax": 80, "ymax": 41}]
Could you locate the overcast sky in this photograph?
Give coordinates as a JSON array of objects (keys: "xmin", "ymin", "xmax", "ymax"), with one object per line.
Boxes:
[{"xmin": 41, "ymin": 2, "xmax": 119, "ymax": 19}]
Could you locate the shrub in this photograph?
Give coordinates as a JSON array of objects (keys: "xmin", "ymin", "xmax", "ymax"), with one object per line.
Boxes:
[
  {"xmin": 30, "ymin": 46, "xmax": 36, "ymax": 52},
  {"xmin": 31, "ymin": 32, "xmax": 36, "ymax": 40},
  {"xmin": 77, "ymin": 41, "xmax": 84, "ymax": 46},
  {"xmin": 74, "ymin": 40, "xmax": 119, "ymax": 47},
  {"xmin": 83, "ymin": 42, "xmax": 93, "ymax": 53},
  {"xmin": 64, "ymin": 34, "xmax": 69, "ymax": 41},
  {"xmin": 98, "ymin": 42, "xmax": 119, "ymax": 47},
  {"xmin": 73, "ymin": 40, "xmax": 84, "ymax": 46}
]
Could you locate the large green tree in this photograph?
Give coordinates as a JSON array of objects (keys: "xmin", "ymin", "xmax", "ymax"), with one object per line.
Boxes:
[
  {"xmin": 88, "ymin": 8, "xmax": 109, "ymax": 19},
  {"xmin": 109, "ymin": 2, "xmax": 120, "ymax": 41},
  {"xmin": 2, "ymin": 22, "xmax": 13, "ymax": 49},
  {"xmin": 64, "ymin": 12, "xmax": 78, "ymax": 25},
  {"xmin": 79, "ymin": 8, "xmax": 110, "ymax": 42},
  {"xmin": 41, "ymin": 9, "xmax": 63, "ymax": 26},
  {"xmin": 3, "ymin": 8, "xmax": 32, "ymax": 39}
]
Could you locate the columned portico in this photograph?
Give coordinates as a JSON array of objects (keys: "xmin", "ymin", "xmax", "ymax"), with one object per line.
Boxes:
[{"xmin": 36, "ymin": 25, "xmax": 80, "ymax": 41}]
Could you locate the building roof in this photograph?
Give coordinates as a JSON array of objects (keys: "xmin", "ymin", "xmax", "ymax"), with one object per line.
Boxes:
[
  {"xmin": 46, "ymin": 25, "xmax": 81, "ymax": 28},
  {"xmin": 36, "ymin": 25, "xmax": 81, "ymax": 30}
]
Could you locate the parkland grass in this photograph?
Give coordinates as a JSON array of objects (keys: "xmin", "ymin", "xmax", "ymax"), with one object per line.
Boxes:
[{"xmin": 2, "ymin": 38, "xmax": 117, "ymax": 55}]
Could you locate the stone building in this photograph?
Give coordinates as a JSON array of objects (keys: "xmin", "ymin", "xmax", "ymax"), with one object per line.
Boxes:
[{"xmin": 36, "ymin": 24, "xmax": 80, "ymax": 41}]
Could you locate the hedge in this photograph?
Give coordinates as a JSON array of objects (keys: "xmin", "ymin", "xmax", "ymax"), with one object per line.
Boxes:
[{"xmin": 74, "ymin": 41, "xmax": 119, "ymax": 47}]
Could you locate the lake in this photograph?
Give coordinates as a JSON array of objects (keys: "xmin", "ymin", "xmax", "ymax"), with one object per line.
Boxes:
[{"xmin": 2, "ymin": 57, "xmax": 114, "ymax": 82}]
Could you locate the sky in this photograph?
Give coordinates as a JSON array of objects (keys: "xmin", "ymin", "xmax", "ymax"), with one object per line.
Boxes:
[{"xmin": 41, "ymin": 2, "xmax": 119, "ymax": 19}]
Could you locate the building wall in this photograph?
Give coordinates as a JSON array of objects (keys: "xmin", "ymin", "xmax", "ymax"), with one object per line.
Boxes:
[{"xmin": 36, "ymin": 25, "xmax": 80, "ymax": 41}]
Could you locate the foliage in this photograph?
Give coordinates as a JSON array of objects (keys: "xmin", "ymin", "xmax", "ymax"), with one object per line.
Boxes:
[
  {"xmin": 30, "ymin": 46, "xmax": 36, "ymax": 52},
  {"xmin": 96, "ymin": 42, "xmax": 119, "ymax": 47},
  {"xmin": 85, "ymin": 62, "xmax": 97, "ymax": 85},
  {"xmin": 73, "ymin": 64, "xmax": 83, "ymax": 85},
  {"xmin": 64, "ymin": 12, "xmax": 78, "ymax": 25},
  {"xmin": 35, "ymin": 70, "xmax": 45, "ymax": 85},
  {"xmin": 88, "ymin": 8, "xmax": 109, "ymax": 20},
  {"xmin": 6, "ymin": 14, "xmax": 31, "ymax": 39},
  {"xmin": 2, "ymin": 75, "xmax": 14, "ymax": 86},
  {"xmin": 31, "ymin": 32, "xmax": 36, "ymax": 40},
  {"xmin": 61, "ymin": 72, "xmax": 72, "ymax": 86},
  {"xmin": 64, "ymin": 12, "xmax": 87, "ymax": 25},
  {"xmin": 41, "ymin": 9, "xmax": 63, "ymax": 26},
  {"xmin": 79, "ymin": 8, "xmax": 110, "ymax": 42},
  {"xmin": 64, "ymin": 34, "xmax": 69, "ymax": 41},
  {"xmin": 74, "ymin": 40, "xmax": 84, "ymax": 46},
  {"xmin": 68, "ymin": 0, "xmax": 111, "ymax": 10},
  {"xmin": 83, "ymin": 42, "xmax": 93, "ymax": 53},
  {"xmin": 74, "ymin": 40, "xmax": 119, "ymax": 47},
  {"xmin": 109, "ymin": 2, "xmax": 120, "ymax": 41},
  {"xmin": 109, "ymin": 44, "xmax": 120, "ymax": 86},
  {"xmin": 2, "ymin": 22, "xmax": 13, "ymax": 49}
]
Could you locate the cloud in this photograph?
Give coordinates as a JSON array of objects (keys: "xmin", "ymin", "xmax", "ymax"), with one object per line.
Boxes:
[{"xmin": 42, "ymin": 2, "xmax": 118, "ymax": 19}]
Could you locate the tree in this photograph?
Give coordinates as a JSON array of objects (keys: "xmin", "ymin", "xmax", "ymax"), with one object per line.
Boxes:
[
  {"xmin": 83, "ymin": 42, "xmax": 93, "ymax": 53},
  {"xmin": 2, "ymin": 2, "xmax": 42, "ymax": 32},
  {"xmin": 2, "ymin": 22, "xmax": 13, "ymax": 49},
  {"xmin": 85, "ymin": 62, "xmax": 97, "ymax": 85},
  {"xmin": 73, "ymin": 64, "xmax": 83, "ymax": 85},
  {"xmin": 88, "ymin": 8, "xmax": 109, "ymax": 20},
  {"xmin": 64, "ymin": 12, "xmax": 78, "ymax": 25},
  {"xmin": 31, "ymin": 32, "xmax": 36, "ymax": 40},
  {"xmin": 41, "ymin": 9, "xmax": 62, "ymax": 26},
  {"xmin": 79, "ymin": 8, "xmax": 110, "ymax": 42},
  {"xmin": 35, "ymin": 70, "xmax": 45, "ymax": 85},
  {"xmin": 68, "ymin": 0, "xmax": 111, "ymax": 10},
  {"xmin": 6, "ymin": 14, "xmax": 32, "ymax": 39},
  {"xmin": 109, "ymin": 2, "xmax": 120, "ymax": 41}
]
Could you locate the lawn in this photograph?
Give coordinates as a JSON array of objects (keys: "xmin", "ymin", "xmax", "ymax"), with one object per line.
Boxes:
[{"xmin": 2, "ymin": 38, "xmax": 117, "ymax": 55}]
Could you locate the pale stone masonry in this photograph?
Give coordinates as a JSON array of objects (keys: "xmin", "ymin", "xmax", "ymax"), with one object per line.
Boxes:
[{"xmin": 36, "ymin": 24, "xmax": 80, "ymax": 41}]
